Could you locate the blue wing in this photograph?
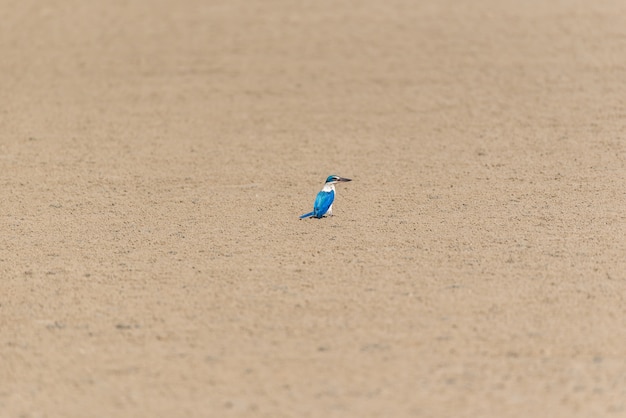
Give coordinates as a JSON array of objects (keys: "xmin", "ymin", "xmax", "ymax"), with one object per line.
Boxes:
[{"xmin": 313, "ymin": 190, "xmax": 334, "ymax": 218}]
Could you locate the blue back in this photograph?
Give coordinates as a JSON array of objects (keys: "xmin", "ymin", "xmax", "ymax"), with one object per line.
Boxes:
[{"xmin": 313, "ymin": 190, "xmax": 334, "ymax": 218}]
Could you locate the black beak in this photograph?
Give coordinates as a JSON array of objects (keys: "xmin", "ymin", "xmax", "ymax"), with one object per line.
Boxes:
[{"xmin": 338, "ymin": 177, "xmax": 352, "ymax": 182}]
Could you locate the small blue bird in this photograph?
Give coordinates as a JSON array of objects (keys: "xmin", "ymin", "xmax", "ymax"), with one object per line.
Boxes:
[{"xmin": 300, "ymin": 175, "xmax": 352, "ymax": 219}]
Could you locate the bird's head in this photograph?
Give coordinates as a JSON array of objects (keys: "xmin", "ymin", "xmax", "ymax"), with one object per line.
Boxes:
[{"xmin": 325, "ymin": 175, "xmax": 352, "ymax": 184}]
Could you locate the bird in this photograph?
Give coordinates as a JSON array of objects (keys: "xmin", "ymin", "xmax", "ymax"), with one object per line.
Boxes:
[{"xmin": 300, "ymin": 175, "xmax": 352, "ymax": 219}]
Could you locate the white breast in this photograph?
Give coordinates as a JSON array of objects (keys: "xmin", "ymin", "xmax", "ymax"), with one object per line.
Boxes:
[{"xmin": 321, "ymin": 183, "xmax": 336, "ymax": 216}]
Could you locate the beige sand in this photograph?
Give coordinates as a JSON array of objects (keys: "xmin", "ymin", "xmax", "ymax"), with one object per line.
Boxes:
[{"xmin": 2, "ymin": 0, "xmax": 626, "ymax": 416}]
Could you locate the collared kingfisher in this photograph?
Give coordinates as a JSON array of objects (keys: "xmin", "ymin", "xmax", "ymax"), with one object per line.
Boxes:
[{"xmin": 300, "ymin": 175, "xmax": 352, "ymax": 219}]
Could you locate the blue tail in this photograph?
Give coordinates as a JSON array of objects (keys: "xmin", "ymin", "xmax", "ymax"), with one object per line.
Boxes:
[{"xmin": 299, "ymin": 211, "xmax": 314, "ymax": 219}]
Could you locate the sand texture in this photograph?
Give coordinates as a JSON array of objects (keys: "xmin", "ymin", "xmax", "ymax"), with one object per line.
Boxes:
[{"xmin": 2, "ymin": 0, "xmax": 626, "ymax": 417}]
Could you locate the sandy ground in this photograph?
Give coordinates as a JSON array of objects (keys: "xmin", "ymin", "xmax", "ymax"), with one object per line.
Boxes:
[{"xmin": 2, "ymin": 0, "xmax": 626, "ymax": 417}]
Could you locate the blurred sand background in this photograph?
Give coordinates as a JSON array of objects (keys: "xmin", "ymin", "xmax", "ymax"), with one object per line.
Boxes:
[{"xmin": 2, "ymin": 0, "xmax": 626, "ymax": 417}]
